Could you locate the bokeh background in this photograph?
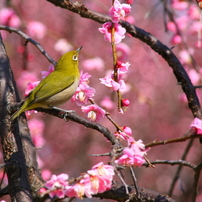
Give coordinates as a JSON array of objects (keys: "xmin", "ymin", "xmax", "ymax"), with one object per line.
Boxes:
[{"xmin": 1, "ymin": 0, "xmax": 202, "ymax": 201}]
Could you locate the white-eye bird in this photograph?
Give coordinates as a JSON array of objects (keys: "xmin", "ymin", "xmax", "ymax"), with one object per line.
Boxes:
[{"xmin": 11, "ymin": 47, "xmax": 82, "ymax": 121}]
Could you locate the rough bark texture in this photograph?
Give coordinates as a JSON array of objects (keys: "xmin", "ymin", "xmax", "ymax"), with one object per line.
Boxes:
[{"xmin": 0, "ymin": 34, "xmax": 44, "ymax": 202}]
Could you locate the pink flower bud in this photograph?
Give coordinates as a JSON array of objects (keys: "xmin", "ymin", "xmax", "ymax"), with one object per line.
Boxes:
[{"xmin": 121, "ymin": 99, "xmax": 130, "ymax": 107}]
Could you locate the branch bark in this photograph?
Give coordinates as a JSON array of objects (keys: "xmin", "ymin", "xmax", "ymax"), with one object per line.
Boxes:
[{"xmin": 0, "ymin": 33, "xmax": 44, "ymax": 202}]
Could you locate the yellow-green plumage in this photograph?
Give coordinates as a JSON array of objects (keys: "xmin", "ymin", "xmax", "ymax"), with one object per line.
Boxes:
[{"xmin": 11, "ymin": 47, "xmax": 81, "ymax": 121}]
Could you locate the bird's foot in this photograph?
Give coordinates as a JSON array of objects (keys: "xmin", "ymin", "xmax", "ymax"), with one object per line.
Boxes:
[{"xmin": 48, "ymin": 105, "xmax": 75, "ymax": 121}]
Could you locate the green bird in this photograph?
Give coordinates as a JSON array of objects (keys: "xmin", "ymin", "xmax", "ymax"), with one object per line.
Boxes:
[{"xmin": 11, "ymin": 47, "xmax": 82, "ymax": 121}]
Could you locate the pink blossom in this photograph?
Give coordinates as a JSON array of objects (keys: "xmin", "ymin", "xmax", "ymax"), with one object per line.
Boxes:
[
  {"xmin": 41, "ymin": 64, "xmax": 55, "ymax": 79},
  {"xmin": 124, "ymin": 15, "xmax": 135, "ymax": 24},
  {"xmin": 28, "ymin": 119, "xmax": 45, "ymax": 147},
  {"xmin": 27, "ymin": 21, "xmax": 47, "ymax": 39},
  {"xmin": 0, "ymin": 8, "xmax": 21, "ymax": 28},
  {"xmin": 190, "ymin": 118, "xmax": 202, "ymax": 135},
  {"xmin": 114, "ymin": 126, "xmax": 132, "ymax": 140},
  {"xmin": 81, "ymin": 105, "xmax": 105, "ymax": 121},
  {"xmin": 188, "ymin": 69, "xmax": 200, "ymax": 85},
  {"xmin": 171, "ymin": 0, "xmax": 189, "ymax": 10},
  {"xmin": 82, "ymin": 57, "xmax": 105, "ymax": 71},
  {"xmin": 116, "ymin": 61, "xmax": 131, "ymax": 74},
  {"xmin": 79, "ymin": 71, "xmax": 92, "ymax": 85},
  {"xmin": 115, "ymin": 148, "xmax": 145, "ymax": 166},
  {"xmin": 100, "ymin": 96, "xmax": 114, "ymax": 110},
  {"xmin": 109, "ymin": 0, "xmax": 131, "ymax": 23},
  {"xmin": 42, "ymin": 169, "xmax": 52, "ymax": 181},
  {"xmin": 99, "ymin": 22, "xmax": 126, "ymax": 44},
  {"xmin": 100, "ymin": 75, "xmax": 126, "ymax": 91},
  {"xmin": 72, "ymin": 83, "xmax": 95, "ymax": 106},
  {"xmin": 45, "ymin": 174, "xmax": 69, "ymax": 199},
  {"xmin": 54, "ymin": 38, "xmax": 73, "ymax": 54},
  {"xmin": 24, "ymin": 81, "xmax": 40, "ymax": 96},
  {"xmin": 121, "ymin": 99, "xmax": 130, "ymax": 107},
  {"xmin": 17, "ymin": 71, "xmax": 38, "ymax": 90},
  {"xmin": 100, "ymin": 75, "xmax": 120, "ymax": 91},
  {"xmin": 178, "ymin": 49, "xmax": 194, "ymax": 65},
  {"xmin": 87, "ymin": 163, "xmax": 114, "ymax": 193},
  {"xmin": 115, "ymin": 138, "xmax": 149, "ymax": 167},
  {"xmin": 189, "ymin": 21, "xmax": 202, "ymax": 35},
  {"xmin": 171, "ymin": 35, "xmax": 182, "ymax": 44},
  {"xmin": 66, "ymin": 176, "xmax": 92, "ymax": 198},
  {"xmin": 188, "ymin": 5, "xmax": 200, "ymax": 20},
  {"xmin": 176, "ymin": 16, "xmax": 189, "ymax": 31},
  {"xmin": 116, "ymin": 43, "xmax": 131, "ymax": 61},
  {"xmin": 167, "ymin": 21, "xmax": 177, "ymax": 33}
]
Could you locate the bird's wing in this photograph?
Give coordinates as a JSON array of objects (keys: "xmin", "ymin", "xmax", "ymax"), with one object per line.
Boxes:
[{"xmin": 28, "ymin": 73, "xmax": 77, "ymax": 106}]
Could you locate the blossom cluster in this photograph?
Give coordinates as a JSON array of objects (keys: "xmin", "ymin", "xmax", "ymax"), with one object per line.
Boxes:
[
  {"xmin": 99, "ymin": 0, "xmax": 131, "ymax": 44},
  {"xmin": 72, "ymin": 71, "xmax": 106, "ymax": 121},
  {"xmin": 41, "ymin": 162, "xmax": 114, "ymax": 199},
  {"xmin": 167, "ymin": 0, "xmax": 202, "ymax": 105},
  {"xmin": 114, "ymin": 126, "xmax": 149, "ymax": 167},
  {"xmin": 98, "ymin": 0, "xmax": 132, "ymax": 113}
]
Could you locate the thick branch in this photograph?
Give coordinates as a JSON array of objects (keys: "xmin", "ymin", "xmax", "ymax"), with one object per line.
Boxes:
[{"xmin": 0, "ymin": 34, "xmax": 44, "ymax": 202}]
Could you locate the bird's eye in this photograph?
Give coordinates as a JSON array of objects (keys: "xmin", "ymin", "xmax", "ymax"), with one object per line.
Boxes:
[{"xmin": 72, "ymin": 55, "xmax": 78, "ymax": 61}]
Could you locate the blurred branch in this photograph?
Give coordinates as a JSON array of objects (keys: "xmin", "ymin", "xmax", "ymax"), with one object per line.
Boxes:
[
  {"xmin": 0, "ymin": 25, "xmax": 56, "ymax": 66},
  {"xmin": 168, "ymin": 138, "xmax": 194, "ymax": 196},
  {"xmin": 147, "ymin": 159, "xmax": 196, "ymax": 170},
  {"xmin": 192, "ymin": 162, "xmax": 202, "ymax": 201},
  {"xmin": 145, "ymin": 132, "xmax": 199, "ymax": 148},
  {"xmin": 0, "ymin": 34, "xmax": 44, "ymax": 201},
  {"xmin": 46, "ymin": 0, "xmax": 202, "ymax": 119}
]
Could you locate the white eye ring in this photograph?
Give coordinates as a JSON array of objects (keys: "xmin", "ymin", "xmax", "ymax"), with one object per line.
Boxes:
[{"xmin": 73, "ymin": 55, "xmax": 78, "ymax": 61}]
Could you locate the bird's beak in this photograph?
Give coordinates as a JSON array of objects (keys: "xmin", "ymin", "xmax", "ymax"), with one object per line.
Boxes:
[{"xmin": 77, "ymin": 46, "xmax": 83, "ymax": 52}]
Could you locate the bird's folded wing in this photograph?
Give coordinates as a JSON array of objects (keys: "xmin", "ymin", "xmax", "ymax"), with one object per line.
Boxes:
[{"xmin": 28, "ymin": 74, "xmax": 76, "ymax": 106}]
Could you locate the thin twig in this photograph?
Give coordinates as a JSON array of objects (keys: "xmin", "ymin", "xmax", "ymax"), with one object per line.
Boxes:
[
  {"xmin": 0, "ymin": 25, "xmax": 56, "ymax": 65},
  {"xmin": 145, "ymin": 132, "xmax": 199, "ymax": 148},
  {"xmin": 129, "ymin": 166, "xmax": 139, "ymax": 199},
  {"xmin": 168, "ymin": 138, "xmax": 195, "ymax": 196}
]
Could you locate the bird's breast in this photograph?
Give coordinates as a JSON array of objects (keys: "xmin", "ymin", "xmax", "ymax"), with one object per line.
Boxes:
[{"xmin": 45, "ymin": 78, "xmax": 79, "ymax": 106}]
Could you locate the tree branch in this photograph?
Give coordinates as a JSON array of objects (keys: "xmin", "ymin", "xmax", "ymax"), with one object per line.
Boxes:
[{"xmin": 0, "ymin": 33, "xmax": 44, "ymax": 202}]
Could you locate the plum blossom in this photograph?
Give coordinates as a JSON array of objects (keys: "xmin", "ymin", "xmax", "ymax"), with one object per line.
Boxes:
[
  {"xmin": 28, "ymin": 119, "xmax": 45, "ymax": 147},
  {"xmin": 79, "ymin": 71, "xmax": 91, "ymax": 85},
  {"xmin": 114, "ymin": 126, "xmax": 132, "ymax": 140},
  {"xmin": 100, "ymin": 75, "xmax": 126, "ymax": 91},
  {"xmin": 54, "ymin": 38, "xmax": 73, "ymax": 54},
  {"xmin": 81, "ymin": 104, "xmax": 105, "ymax": 121},
  {"xmin": 116, "ymin": 43, "xmax": 131, "ymax": 61},
  {"xmin": 27, "ymin": 21, "xmax": 47, "ymax": 39},
  {"xmin": 24, "ymin": 81, "xmax": 40, "ymax": 96},
  {"xmin": 190, "ymin": 118, "xmax": 202, "ymax": 135},
  {"xmin": 41, "ymin": 64, "xmax": 55, "ymax": 79},
  {"xmin": 0, "ymin": 8, "xmax": 21, "ymax": 28},
  {"xmin": 171, "ymin": 0, "xmax": 189, "ymax": 10},
  {"xmin": 121, "ymin": 99, "xmax": 130, "ymax": 107},
  {"xmin": 109, "ymin": 0, "xmax": 131, "ymax": 23},
  {"xmin": 66, "ymin": 175, "xmax": 92, "ymax": 198},
  {"xmin": 100, "ymin": 96, "xmax": 114, "ymax": 110},
  {"xmin": 45, "ymin": 174, "xmax": 69, "ymax": 199},
  {"xmin": 116, "ymin": 61, "xmax": 131, "ymax": 75},
  {"xmin": 17, "ymin": 71, "xmax": 38, "ymax": 90},
  {"xmin": 72, "ymin": 83, "xmax": 95, "ymax": 106},
  {"xmin": 178, "ymin": 49, "xmax": 194, "ymax": 65},
  {"xmin": 99, "ymin": 22, "xmax": 126, "ymax": 44},
  {"xmin": 65, "ymin": 162, "xmax": 114, "ymax": 199},
  {"xmin": 115, "ymin": 138, "xmax": 149, "ymax": 167},
  {"xmin": 82, "ymin": 57, "xmax": 105, "ymax": 71}
]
